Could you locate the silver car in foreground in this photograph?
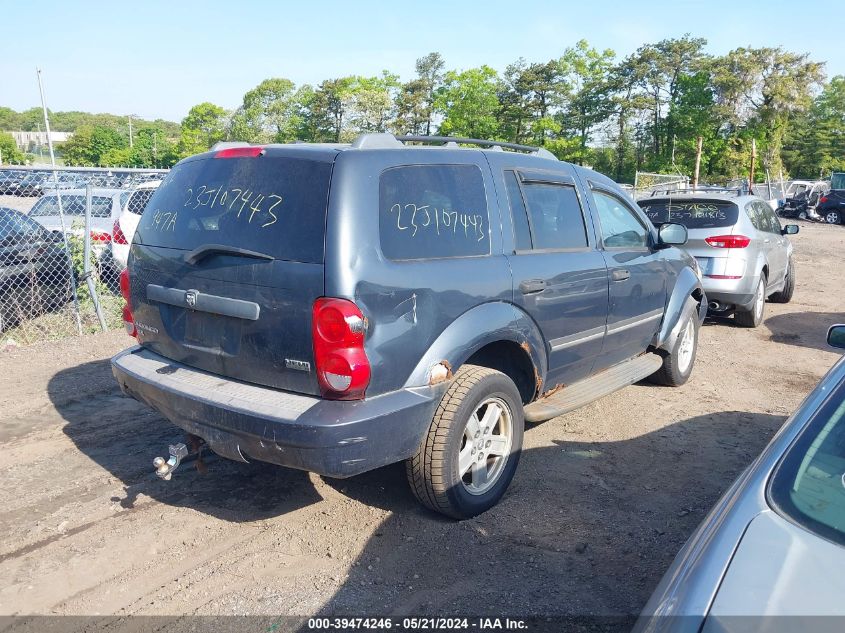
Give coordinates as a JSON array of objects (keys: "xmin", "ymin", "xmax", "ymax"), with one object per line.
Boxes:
[
  {"xmin": 636, "ymin": 325, "xmax": 845, "ymax": 633},
  {"xmin": 640, "ymin": 192, "xmax": 799, "ymax": 327}
]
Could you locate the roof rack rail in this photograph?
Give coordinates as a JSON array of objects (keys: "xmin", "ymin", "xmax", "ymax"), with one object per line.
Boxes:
[
  {"xmin": 645, "ymin": 186, "xmax": 744, "ymax": 197},
  {"xmin": 397, "ymin": 135, "xmax": 557, "ymax": 160},
  {"xmin": 348, "ymin": 133, "xmax": 557, "ymax": 159}
]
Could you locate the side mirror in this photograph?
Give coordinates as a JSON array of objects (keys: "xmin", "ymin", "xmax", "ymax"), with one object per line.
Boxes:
[
  {"xmin": 782, "ymin": 224, "xmax": 799, "ymax": 235},
  {"xmin": 828, "ymin": 325, "xmax": 845, "ymax": 350},
  {"xmin": 657, "ymin": 222, "xmax": 688, "ymax": 247}
]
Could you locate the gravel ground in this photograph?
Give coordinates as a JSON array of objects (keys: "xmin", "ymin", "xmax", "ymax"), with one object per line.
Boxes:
[{"xmin": 0, "ymin": 221, "xmax": 843, "ymax": 625}]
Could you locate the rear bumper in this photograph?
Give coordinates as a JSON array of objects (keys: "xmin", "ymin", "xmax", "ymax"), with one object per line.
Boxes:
[
  {"xmin": 701, "ymin": 275, "xmax": 759, "ymax": 311},
  {"xmin": 111, "ymin": 346, "xmax": 445, "ymax": 478}
]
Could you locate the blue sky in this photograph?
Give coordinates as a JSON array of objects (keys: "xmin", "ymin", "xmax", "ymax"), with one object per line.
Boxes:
[{"xmin": 1, "ymin": 0, "xmax": 841, "ymax": 123}]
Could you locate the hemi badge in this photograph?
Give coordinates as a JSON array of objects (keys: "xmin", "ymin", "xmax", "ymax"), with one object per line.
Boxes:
[{"xmin": 285, "ymin": 359, "xmax": 311, "ymax": 372}]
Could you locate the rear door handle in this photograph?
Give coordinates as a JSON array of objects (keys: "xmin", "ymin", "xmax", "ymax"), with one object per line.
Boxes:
[
  {"xmin": 519, "ymin": 279, "xmax": 547, "ymax": 294},
  {"xmin": 611, "ymin": 269, "xmax": 630, "ymax": 282}
]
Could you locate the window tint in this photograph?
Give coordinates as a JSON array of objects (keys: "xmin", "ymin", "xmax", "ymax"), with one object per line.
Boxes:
[
  {"xmin": 770, "ymin": 382, "xmax": 845, "ymax": 546},
  {"xmin": 519, "ymin": 182, "xmax": 587, "ymax": 250},
  {"xmin": 379, "ymin": 164, "xmax": 489, "ymax": 260},
  {"xmin": 135, "ymin": 156, "xmax": 332, "ymax": 264},
  {"xmin": 127, "ymin": 189, "xmax": 157, "ymax": 215},
  {"xmin": 504, "ymin": 171, "xmax": 531, "ymax": 250},
  {"xmin": 640, "ymin": 200, "xmax": 739, "ymax": 229},
  {"xmin": 593, "ymin": 190, "xmax": 648, "ymax": 248},
  {"xmin": 29, "ymin": 195, "xmax": 114, "ymax": 218}
]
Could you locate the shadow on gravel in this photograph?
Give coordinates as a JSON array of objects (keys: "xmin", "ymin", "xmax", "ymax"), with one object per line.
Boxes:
[
  {"xmin": 51, "ymin": 359, "xmax": 323, "ymax": 522},
  {"xmin": 310, "ymin": 410, "xmax": 787, "ymax": 627},
  {"xmin": 765, "ymin": 311, "xmax": 845, "ymax": 353}
]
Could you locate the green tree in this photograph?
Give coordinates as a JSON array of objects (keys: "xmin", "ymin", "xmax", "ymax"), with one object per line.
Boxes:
[
  {"xmin": 229, "ymin": 78, "xmax": 299, "ymax": 143},
  {"xmin": 783, "ymin": 76, "xmax": 845, "ymax": 177},
  {"xmin": 349, "ymin": 72, "xmax": 400, "ymax": 134},
  {"xmin": 178, "ymin": 102, "xmax": 228, "ymax": 157},
  {"xmin": 310, "ymin": 77, "xmax": 357, "ymax": 142},
  {"xmin": 0, "ymin": 131, "xmax": 25, "ymax": 164},
  {"xmin": 435, "ymin": 66, "xmax": 501, "ymax": 139},
  {"xmin": 711, "ymin": 46, "xmax": 825, "ymax": 179},
  {"xmin": 61, "ymin": 125, "xmax": 128, "ymax": 166},
  {"xmin": 557, "ymin": 40, "xmax": 616, "ymax": 164}
]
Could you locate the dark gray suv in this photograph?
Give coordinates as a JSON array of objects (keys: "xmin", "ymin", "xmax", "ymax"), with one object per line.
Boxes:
[{"xmin": 111, "ymin": 134, "xmax": 707, "ymax": 518}]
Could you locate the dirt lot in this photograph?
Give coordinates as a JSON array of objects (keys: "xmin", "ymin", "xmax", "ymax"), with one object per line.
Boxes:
[{"xmin": 1, "ymin": 222, "xmax": 843, "ymax": 624}]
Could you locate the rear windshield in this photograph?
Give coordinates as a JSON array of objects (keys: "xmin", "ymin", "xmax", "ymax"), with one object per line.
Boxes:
[
  {"xmin": 29, "ymin": 195, "xmax": 114, "ymax": 218},
  {"xmin": 134, "ymin": 156, "xmax": 331, "ymax": 263},
  {"xmin": 831, "ymin": 173, "xmax": 845, "ymax": 190},
  {"xmin": 638, "ymin": 200, "xmax": 739, "ymax": 229},
  {"xmin": 769, "ymin": 380, "xmax": 845, "ymax": 547}
]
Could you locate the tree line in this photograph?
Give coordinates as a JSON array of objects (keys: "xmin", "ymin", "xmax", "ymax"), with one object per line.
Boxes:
[{"xmin": 3, "ymin": 35, "xmax": 843, "ymax": 183}]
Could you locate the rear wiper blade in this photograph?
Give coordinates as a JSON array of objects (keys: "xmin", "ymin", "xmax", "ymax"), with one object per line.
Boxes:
[{"xmin": 185, "ymin": 244, "xmax": 275, "ymax": 265}]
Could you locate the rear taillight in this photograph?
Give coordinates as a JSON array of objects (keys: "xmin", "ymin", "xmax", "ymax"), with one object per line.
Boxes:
[
  {"xmin": 214, "ymin": 146, "xmax": 264, "ymax": 159},
  {"xmin": 312, "ymin": 297, "xmax": 370, "ymax": 400},
  {"xmin": 90, "ymin": 230, "xmax": 111, "ymax": 244},
  {"xmin": 705, "ymin": 234, "xmax": 751, "ymax": 248},
  {"xmin": 112, "ymin": 219, "xmax": 128, "ymax": 245},
  {"xmin": 820, "ymin": 196, "xmax": 828, "ymax": 204},
  {"xmin": 119, "ymin": 268, "xmax": 137, "ymax": 338}
]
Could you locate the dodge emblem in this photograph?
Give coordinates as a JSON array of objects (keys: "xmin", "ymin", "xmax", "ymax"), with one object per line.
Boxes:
[{"xmin": 185, "ymin": 289, "xmax": 198, "ymax": 308}]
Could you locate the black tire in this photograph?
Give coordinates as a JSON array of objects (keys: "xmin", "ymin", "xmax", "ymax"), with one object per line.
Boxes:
[
  {"xmin": 649, "ymin": 308, "xmax": 699, "ymax": 386},
  {"xmin": 769, "ymin": 259, "xmax": 795, "ymax": 303},
  {"xmin": 797, "ymin": 210, "xmax": 808, "ymax": 220},
  {"xmin": 825, "ymin": 210, "xmax": 841, "ymax": 225},
  {"xmin": 406, "ymin": 364, "xmax": 524, "ymax": 520},
  {"xmin": 734, "ymin": 275, "xmax": 767, "ymax": 328}
]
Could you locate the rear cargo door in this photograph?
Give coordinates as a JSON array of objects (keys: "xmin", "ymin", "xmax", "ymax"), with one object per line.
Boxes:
[{"xmin": 129, "ymin": 149, "xmax": 335, "ymax": 396}]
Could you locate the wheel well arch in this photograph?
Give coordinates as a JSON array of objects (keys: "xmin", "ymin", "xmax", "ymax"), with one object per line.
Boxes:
[{"xmin": 463, "ymin": 340, "xmax": 538, "ymax": 405}]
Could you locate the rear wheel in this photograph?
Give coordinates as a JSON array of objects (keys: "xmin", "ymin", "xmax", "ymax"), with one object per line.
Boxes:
[
  {"xmin": 406, "ymin": 365, "xmax": 524, "ymax": 520},
  {"xmin": 769, "ymin": 259, "xmax": 795, "ymax": 303},
  {"xmin": 649, "ymin": 308, "xmax": 699, "ymax": 386},
  {"xmin": 825, "ymin": 210, "xmax": 841, "ymax": 225},
  {"xmin": 735, "ymin": 275, "xmax": 766, "ymax": 328}
]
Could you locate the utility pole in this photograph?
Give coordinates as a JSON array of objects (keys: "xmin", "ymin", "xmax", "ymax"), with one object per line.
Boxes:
[
  {"xmin": 36, "ymin": 67, "xmax": 83, "ymax": 335},
  {"xmin": 692, "ymin": 136, "xmax": 703, "ymax": 188},
  {"xmin": 128, "ymin": 115, "xmax": 133, "ymax": 148},
  {"xmin": 749, "ymin": 138, "xmax": 757, "ymax": 193}
]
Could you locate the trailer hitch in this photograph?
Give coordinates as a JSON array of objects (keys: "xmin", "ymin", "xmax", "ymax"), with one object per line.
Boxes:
[{"xmin": 153, "ymin": 435, "xmax": 208, "ymax": 480}]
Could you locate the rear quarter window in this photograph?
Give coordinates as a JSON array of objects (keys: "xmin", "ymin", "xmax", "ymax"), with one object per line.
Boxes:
[
  {"xmin": 639, "ymin": 200, "xmax": 739, "ymax": 229},
  {"xmin": 379, "ymin": 164, "xmax": 490, "ymax": 260}
]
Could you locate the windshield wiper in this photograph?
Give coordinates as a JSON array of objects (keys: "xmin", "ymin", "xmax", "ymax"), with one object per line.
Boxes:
[{"xmin": 185, "ymin": 244, "xmax": 275, "ymax": 265}]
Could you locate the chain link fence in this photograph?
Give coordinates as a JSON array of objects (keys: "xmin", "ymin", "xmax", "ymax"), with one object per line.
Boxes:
[{"xmin": 0, "ymin": 166, "xmax": 168, "ymax": 348}]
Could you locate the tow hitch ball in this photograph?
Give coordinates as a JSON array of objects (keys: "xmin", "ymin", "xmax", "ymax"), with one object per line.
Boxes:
[{"xmin": 153, "ymin": 443, "xmax": 189, "ymax": 480}]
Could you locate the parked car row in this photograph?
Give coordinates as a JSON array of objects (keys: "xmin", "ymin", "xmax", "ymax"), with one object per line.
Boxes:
[
  {"xmin": 0, "ymin": 177, "xmax": 162, "ymax": 331},
  {"xmin": 0, "ymin": 168, "xmax": 163, "ymax": 197}
]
